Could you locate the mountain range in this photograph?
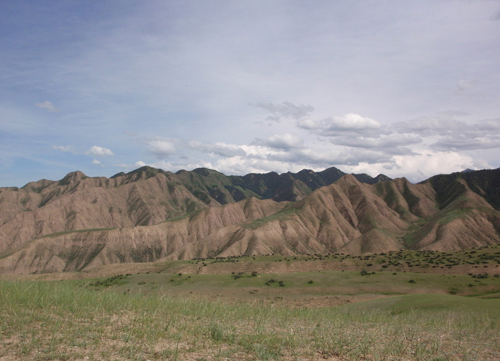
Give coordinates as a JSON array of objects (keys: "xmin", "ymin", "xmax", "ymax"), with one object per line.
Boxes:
[{"xmin": 0, "ymin": 166, "xmax": 499, "ymax": 274}]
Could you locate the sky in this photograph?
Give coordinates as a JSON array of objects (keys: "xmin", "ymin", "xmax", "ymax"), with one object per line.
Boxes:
[{"xmin": 1, "ymin": 0, "xmax": 500, "ymax": 187}]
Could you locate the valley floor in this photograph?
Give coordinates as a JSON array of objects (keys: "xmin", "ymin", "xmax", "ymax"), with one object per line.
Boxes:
[
  {"xmin": 1, "ymin": 246, "xmax": 500, "ymax": 360},
  {"xmin": 1, "ymin": 280, "xmax": 499, "ymax": 361}
]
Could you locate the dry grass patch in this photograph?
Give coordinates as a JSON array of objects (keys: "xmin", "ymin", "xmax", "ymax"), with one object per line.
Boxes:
[{"xmin": 1, "ymin": 280, "xmax": 499, "ymax": 361}]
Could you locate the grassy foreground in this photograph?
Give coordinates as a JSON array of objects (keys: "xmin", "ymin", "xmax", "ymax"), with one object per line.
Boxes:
[{"xmin": 1, "ymin": 280, "xmax": 499, "ymax": 361}]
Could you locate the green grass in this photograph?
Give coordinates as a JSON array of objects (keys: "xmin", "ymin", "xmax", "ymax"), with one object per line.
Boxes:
[
  {"xmin": 1, "ymin": 280, "xmax": 499, "ymax": 360},
  {"xmin": 343, "ymin": 293, "xmax": 500, "ymax": 314},
  {"xmin": 243, "ymin": 206, "xmax": 299, "ymax": 229},
  {"xmin": 40, "ymin": 227, "xmax": 117, "ymax": 238},
  {"xmin": 437, "ymin": 207, "xmax": 473, "ymax": 225},
  {"xmin": 2, "ymin": 246, "xmax": 500, "ymax": 359},
  {"xmin": 116, "ymin": 269, "xmax": 500, "ymax": 299}
]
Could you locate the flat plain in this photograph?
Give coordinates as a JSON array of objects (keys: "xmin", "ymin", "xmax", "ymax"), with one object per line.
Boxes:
[{"xmin": 1, "ymin": 246, "xmax": 500, "ymax": 360}]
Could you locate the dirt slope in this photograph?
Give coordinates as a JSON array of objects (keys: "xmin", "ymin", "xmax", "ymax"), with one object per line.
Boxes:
[
  {"xmin": 1, "ymin": 168, "xmax": 499, "ymax": 274},
  {"xmin": 0, "ymin": 166, "xmax": 388, "ymax": 253}
]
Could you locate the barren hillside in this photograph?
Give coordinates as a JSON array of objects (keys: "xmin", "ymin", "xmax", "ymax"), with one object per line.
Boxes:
[{"xmin": 0, "ymin": 167, "xmax": 499, "ymax": 274}]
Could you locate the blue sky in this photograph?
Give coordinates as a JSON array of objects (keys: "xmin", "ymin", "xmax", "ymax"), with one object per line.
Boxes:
[{"xmin": 1, "ymin": 0, "xmax": 500, "ymax": 187}]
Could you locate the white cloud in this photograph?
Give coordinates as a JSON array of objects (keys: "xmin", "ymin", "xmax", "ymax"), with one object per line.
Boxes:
[
  {"xmin": 298, "ymin": 113, "xmax": 385, "ymax": 137},
  {"xmin": 214, "ymin": 156, "xmax": 307, "ymax": 175},
  {"xmin": 394, "ymin": 114, "xmax": 500, "ymax": 152},
  {"xmin": 333, "ymin": 134, "xmax": 422, "ymax": 151},
  {"xmin": 147, "ymin": 139, "xmax": 177, "ymax": 159},
  {"xmin": 252, "ymin": 101, "xmax": 314, "ymax": 122},
  {"xmin": 263, "ymin": 133, "xmax": 304, "ymax": 150},
  {"xmin": 475, "ymin": 118, "xmax": 500, "ymax": 131},
  {"xmin": 344, "ymin": 151, "xmax": 480, "ymax": 182},
  {"xmin": 455, "ymin": 79, "xmax": 476, "ymax": 95},
  {"xmin": 112, "ymin": 160, "xmax": 155, "ymax": 170},
  {"xmin": 275, "ymin": 148, "xmax": 392, "ymax": 166},
  {"xmin": 35, "ymin": 101, "xmax": 60, "ymax": 112},
  {"xmin": 86, "ymin": 145, "xmax": 114, "ymax": 157},
  {"xmin": 431, "ymin": 136, "xmax": 500, "ymax": 151},
  {"xmin": 112, "ymin": 163, "xmax": 132, "ymax": 168},
  {"xmin": 3, "ymin": 1, "xmax": 500, "ymax": 187},
  {"xmin": 296, "ymin": 118, "xmax": 321, "ymax": 130},
  {"xmin": 52, "ymin": 145, "xmax": 76, "ymax": 153},
  {"xmin": 390, "ymin": 151, "xmax": 477, "ymax": 181},
  {"xmin": 239, "ymin": 144, "xmax": 270, "ymax": 159},
  {"xmin": 92, "ymin": 159, "xmax": 101, "ymax": 165},
  {"xmin": 206, "ymin": 143, "xmax": 392, "ymax": 172},
  {"xmin": 188, "ymin": 141, "xmax": 246, "ymax": 157},
  {"xmin": 395, "ymin": 113, "xmax": 467, "ymax": 136},
  {"xmin": 327, "ymin": 114, "xmax": 382, "ymax": 130}
]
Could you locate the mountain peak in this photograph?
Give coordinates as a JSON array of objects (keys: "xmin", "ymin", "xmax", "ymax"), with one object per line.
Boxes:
[
  {"xmin": 192, "ymin": 167, "xmax": 224, "ymax": 176},
  {"xmin": 59, "ymin": 171, "xmax": 87, "ymax": 185},
  {"xmin": 336, "ymin": 173, "xmax": 362, "ymax": 186},
  {"xmin": 126, "ymin": 166, "xmax": 166, "ymax": 180},
  {"xmin": 1, "ymin": 166, "xmax": 500, "ymax": 274}
]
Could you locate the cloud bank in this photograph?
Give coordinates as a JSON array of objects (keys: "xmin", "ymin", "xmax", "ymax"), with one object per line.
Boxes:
[
  {"xmin": 86, "ymin": 146, "xmax": 114, "ymax": 157},
  {"xmin": 1, "ymin": 1, "xmax": 499, "ymax": 186}
]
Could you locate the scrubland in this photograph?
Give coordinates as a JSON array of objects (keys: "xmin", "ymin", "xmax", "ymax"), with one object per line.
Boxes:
[{"xmin": 2, "ymin": 247, "xmax": 500, "ymax": 360}]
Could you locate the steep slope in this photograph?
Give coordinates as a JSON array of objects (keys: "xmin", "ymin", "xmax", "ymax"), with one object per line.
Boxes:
[
  {"xmin": 0, "ymin": 166, "xmax": 389, "ymax": 253},
  {"xmin": 405, "ymin": 174, "xmax": 500, "ymax": 251},
  {"xmin": 0, "ymin": 170, "xmax": 213, "ymax": 252},
  {"xmin": 424, "ymin": 168, "xmax": 500, "ymax": 210},
  {"xmin": 0, "ymin": 197, "xmax": 285, "ymax": 274},
  {"xmin": 0, "ymin": 174, "xmax": 441, "ymax": 273},
  {"xmin": 1, "ymin": 168, "xmax": 500, "ymax": 274}
]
